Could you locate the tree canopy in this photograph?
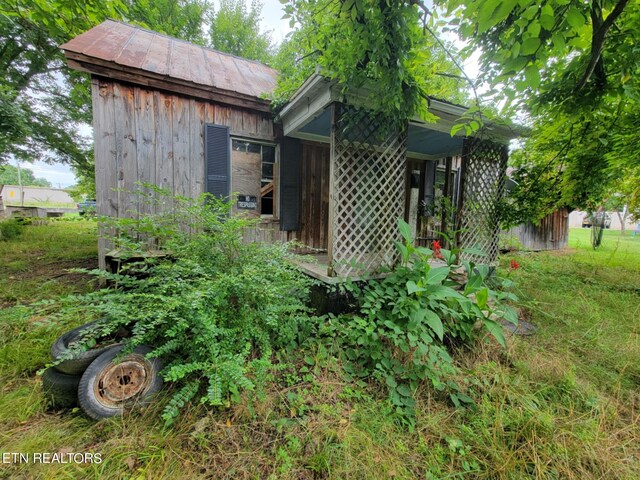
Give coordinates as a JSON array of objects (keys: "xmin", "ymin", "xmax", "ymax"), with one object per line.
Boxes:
[
  {"xmin": 446, "ymin": 0, "xmax": 640, "ymax": 223},
  {"xmin": 209, "ymin": 0, "xmax": 275, "ymax": 63},
  {"xmin": 444, "ymin": 0, "xmax": 638, "ymax": 112},
  {"xmin": 0, "ymin": 164, "xmax": 51, "ymax": 187},
  {"xmin": 0, "ymin": 0, "xmax": 124, "ymax": 168}
]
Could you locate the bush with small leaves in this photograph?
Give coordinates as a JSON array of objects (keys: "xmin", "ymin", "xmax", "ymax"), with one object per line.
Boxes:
[{"xmin": 56, "ymin": 187, "xmax": 315, "ymax": 424}]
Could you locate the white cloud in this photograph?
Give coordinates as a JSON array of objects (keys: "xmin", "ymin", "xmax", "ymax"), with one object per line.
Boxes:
[{"xmin": 20, "ymin": 161, "xmax": 77, "ymax": 188}]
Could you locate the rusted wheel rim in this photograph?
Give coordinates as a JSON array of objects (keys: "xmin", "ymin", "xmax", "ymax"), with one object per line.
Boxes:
[{"xmin": 93, "ymin": 354, "xmax": 153, "ymax": 408}]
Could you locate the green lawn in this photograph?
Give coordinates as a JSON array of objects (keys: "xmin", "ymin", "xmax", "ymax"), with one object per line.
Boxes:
[
  {"xmin": 0, "ymin": 219, "xmax": 98, "ymax": 307},
  {"xmin": 0, "ymin": 223, "xmax": 638, "ymax": 479}
]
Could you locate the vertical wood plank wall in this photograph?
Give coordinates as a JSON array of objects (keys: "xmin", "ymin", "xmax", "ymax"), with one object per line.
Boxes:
[
  {"xmin": 506, "ymin": 208, "xmax": 569, "ymax": 251},
  {"xmin": 91, "ymin": 77, "xmax": 276, "ymax": 267},
  {"xmin": 297, "ymin": 141, "xmax": 330, "ymax": 251}
]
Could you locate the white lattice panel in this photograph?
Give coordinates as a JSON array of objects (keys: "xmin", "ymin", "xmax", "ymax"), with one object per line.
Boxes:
[
  {"xmin": 458, "ymin": 138, "xmax": 508, "ymax": 263},
  {"xmin": 331, "ymin": 106, "xmax": 407, "ymax": 276}
]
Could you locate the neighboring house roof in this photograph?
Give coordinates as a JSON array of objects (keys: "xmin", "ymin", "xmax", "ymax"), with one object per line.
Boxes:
[{"xmin": 61, "ymin": 20, "xmax": 278, "ymax": 112}]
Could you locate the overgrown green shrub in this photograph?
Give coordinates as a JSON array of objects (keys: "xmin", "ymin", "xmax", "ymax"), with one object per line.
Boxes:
[
  {"xmin": 57, "ymin": 189, "xmax": 315, "ymax": 424},
  {"xmin": 324, "ymin": 219, "xmax": 518, "ymax": 422},
  {"xmin": 0, "ymin": 218, "xmax": 24, "ymax": 241},
  {"xmin": 499, "ymin": 231, "xmax": 524, "ymax": 252}
]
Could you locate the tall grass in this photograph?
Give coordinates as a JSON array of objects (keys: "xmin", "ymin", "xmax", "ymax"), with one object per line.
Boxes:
[{"xmin": 0, "ymin": 224, "xmax": 638, "ymax": 479}]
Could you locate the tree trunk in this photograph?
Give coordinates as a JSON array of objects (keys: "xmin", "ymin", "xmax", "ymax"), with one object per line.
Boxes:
[{"xmin": 616, "ymin": 208, "xmax": 628, "ymax": 236}]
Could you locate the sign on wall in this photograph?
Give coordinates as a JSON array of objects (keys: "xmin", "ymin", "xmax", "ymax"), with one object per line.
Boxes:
[{"xmin": 237, "ymin": 195, "xmax": 257, "ymax": 210}]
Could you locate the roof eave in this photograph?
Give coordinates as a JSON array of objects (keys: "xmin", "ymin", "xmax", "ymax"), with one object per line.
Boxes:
[
  {"xmin": 279, "ymin": 73, "xmax": 521, "ymax": 142},
  {"xmin": 64, "ymin": 51, "xmax": 273, "ymax": 113}
]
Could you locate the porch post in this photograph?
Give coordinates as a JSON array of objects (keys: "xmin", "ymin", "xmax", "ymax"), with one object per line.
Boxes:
[
  {"xmin": 441, "ymin": 156, "xmax": 453, "ymax": 246},
  {"xmin": 327, "ymin": 103, "xmax": 336, "ymax": 277}
]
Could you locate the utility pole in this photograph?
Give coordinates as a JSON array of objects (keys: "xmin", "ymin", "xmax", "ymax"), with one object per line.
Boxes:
[{"xmin": 15, "ymin": 158, "xmax": 24, "ymax": 206}]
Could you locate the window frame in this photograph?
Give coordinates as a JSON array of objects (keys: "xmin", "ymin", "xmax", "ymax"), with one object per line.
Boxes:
[{"xmin": 230, "ymin": 137, "xmax": 279, "ymax": 218}]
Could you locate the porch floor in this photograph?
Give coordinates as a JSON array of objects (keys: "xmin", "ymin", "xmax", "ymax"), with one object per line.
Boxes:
[
  {"xmin": 293, "ymin": 254, "xmax": 339, "ymax": 284},
  {"xmin": 292, "ymin": 253, "xmax": 389, "ymax": 284}
]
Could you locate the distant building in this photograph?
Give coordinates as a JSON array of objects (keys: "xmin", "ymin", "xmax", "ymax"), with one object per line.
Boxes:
[
  {"xmin": 569, "ymin": 210, "xmax": 636, "ymax": 231},
  {"xmin": 0, "ymin": 185, "xmax": 76, "ymax": 207}
]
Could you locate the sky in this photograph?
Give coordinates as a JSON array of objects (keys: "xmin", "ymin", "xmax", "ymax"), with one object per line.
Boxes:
[
  {"xmin": 260, "ymin": 0, "xmax": 293, "ymax": 43},
  {"xmin": 18, "ymin": 160, "xmax": 77, "ymax": 189},
  {"xmin": 33, "ymin": 1, "xmax": 477, "ymax": 189}
]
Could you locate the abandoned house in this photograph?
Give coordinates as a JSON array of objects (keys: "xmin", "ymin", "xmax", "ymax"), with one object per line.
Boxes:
[{"xmin": 61, "ymin": 20, "xmax": 517, "ymax": 280}]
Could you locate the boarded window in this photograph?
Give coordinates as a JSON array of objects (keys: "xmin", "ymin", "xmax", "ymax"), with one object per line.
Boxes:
[{"xmin": 231, "ymin": 139, "xmax": 277, "ymax": 215}]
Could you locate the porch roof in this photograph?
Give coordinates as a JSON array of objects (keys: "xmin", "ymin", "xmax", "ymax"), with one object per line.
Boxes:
[{"xmin": 277, "ymin": 73, "xmax": 519, "ymax": 157}]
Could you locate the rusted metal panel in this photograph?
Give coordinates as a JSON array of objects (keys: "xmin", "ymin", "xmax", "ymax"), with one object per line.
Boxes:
[
  {"xmin": 79, "ymin": 24, "xmax": 133, "ymax": 62},
  {"xmin": 115, "ymin": 29, "xmax": 154, "ymax": 68},
  {"xmin": 203, "ymin": 49, "xmax": 235, "ymax": 92},
  {"xmin": 168, "ymin": 39, "xmax": 193, "ymax": 83},
  {"xmin": 187, "ymin": 43, "xmax": 210, "ymax": 87},
  {"xmin": 141, "ymin": 33, "xmax": 171, "ymax": 75},
  {"xmin": 61, "ymin": 20, "xmax": 278, "ymax": 102}
]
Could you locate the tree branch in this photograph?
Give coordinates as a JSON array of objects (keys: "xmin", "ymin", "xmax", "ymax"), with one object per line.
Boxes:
[
  {"xmin": 410, "ymin": 0, "xmax": 480, "ymax": 107},
  {"xmin": 575, "ymin": 0, "xmax": 630, "ymax": 92}
]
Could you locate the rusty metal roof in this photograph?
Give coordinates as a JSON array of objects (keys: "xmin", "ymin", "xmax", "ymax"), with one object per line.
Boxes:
[{"xmin": 61, "ymin": 20, "xmax": 278, "ymax": 102}]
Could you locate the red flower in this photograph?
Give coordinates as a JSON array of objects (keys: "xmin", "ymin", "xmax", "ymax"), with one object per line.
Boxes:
[
  {"xmin": 432, "ymin": 240, "xmax": 444, "ymax": 259},
  {"xmin": 510, "ymin": 259, "xmax": 520, "ymax": 270}
]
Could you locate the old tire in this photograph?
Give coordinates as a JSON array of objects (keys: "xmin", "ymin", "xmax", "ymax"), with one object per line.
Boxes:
[
  {"xmin": 41, "ymin": 367, "xmax": 81, "ymax": 408},
  {"xmin": 78, "ymin": 345, "xmax": 163, "ymax": 420},
  {"xmin": 51, "ymin": 321, "xmax": 124, "ymax": 375}
]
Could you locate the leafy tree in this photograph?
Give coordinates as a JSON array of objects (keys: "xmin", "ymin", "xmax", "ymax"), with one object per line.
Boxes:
[
  {"xmin": 0, "ymin": 85, "xmax": 29, "ymax": 156},
  {"xmin": 277, "ymin": 1, "xmax": 470, "ymax": 128},
  {"xmin": 444, "ymin": 0, "xmax": 638, "ymax": 112},
  {"xmin": 604, "ymin": 188, "xmax": 632, "ymax": 235},
  {"xmin": 208, "ymin": 0, "xmax": 274, "ymax": 63},
  {"xmin": 501, "ymin": 101, "xmax": 640, "ymax": 226},
  {"xmin": 124, "ymin": 0, "xmax": 212, "ymax": 45},
  {"xmin": 0, "ymin": 164, "xmax": 51, "ymax": 187},
  {"xmin": 0, "ymin": 0, "xmax": 117, "ymax": 167},
  {"xmin": 440, "ymin": 0, "xmax": 639, "ymax": 224}
]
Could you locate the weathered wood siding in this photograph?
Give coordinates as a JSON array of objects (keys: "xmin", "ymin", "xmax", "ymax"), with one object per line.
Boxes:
[
  {"xmin": 243, "ymin": 142, "xmax": 330, "ymax": 250},
  {"xmin": 92, "ymin": 77, "xmax": 276, "ymax": 267},
  {"xmin": 243, "ymin": 219, "xmax": 291, "ymax": 244},
  {"xmin": 506, "ymin": 208, "xmax": 569, "ymax": 251},
  {"xmin": 297, "ymin": 141, "xmax": 330, "ymax": 251}
]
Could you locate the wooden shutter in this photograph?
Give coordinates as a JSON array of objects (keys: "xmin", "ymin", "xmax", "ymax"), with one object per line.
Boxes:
[
  {"xmin": 279, "ymin": 136, "xmax": 301, "ymax": 231},
  {"xmin": 204, "ymin": 124, "xmax": 230, "ymax": 200}
]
